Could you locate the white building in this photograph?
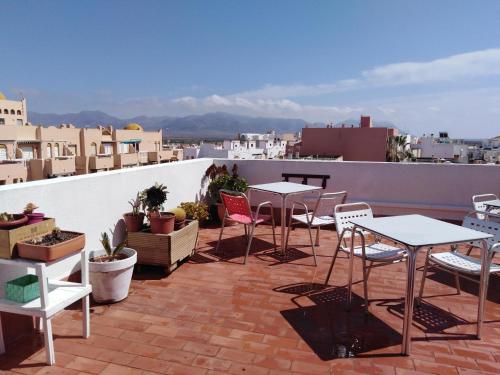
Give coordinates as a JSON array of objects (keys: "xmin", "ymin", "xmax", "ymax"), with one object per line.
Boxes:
[{"xmin": 411, "ymin": 132, "xmax": 469, "ymax": 163}]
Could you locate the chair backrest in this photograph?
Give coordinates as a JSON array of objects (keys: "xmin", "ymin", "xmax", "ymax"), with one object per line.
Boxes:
[
  {"xmin": 333, "ymin": 202, "xmax": 373, "ymax": 238},
  {"xmin": 463, "ymin": 215, "xmax": 500, "ymax": 251},
  {"xmin": 220, "ymin": 189, "xmax": 252, "ymax": 218},
  {"xmin": 311, "ymin": 191, "xmax": 348, "ymax": 218},
  {"xmin": 472, "ymin": 194, "xmax": 498, "ymax": 219}
]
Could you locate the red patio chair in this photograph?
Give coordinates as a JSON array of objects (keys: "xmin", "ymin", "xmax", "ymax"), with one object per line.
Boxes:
[{"xmin": 216, "ymin": 189, "xmax": 277, "ymax": 264}]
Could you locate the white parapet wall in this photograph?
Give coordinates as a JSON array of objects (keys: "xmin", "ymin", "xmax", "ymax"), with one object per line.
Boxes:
[
  {"xmin": 214, "ymin": 159, "xmax": 500, "ymax": 220},
  {"xmin": 0, "ymin": 159, "xmax": 213, "ymax": 287}
]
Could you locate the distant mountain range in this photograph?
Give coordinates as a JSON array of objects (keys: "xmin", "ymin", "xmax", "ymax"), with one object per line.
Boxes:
[{"xmin": 29, "ymin": 110, "xmax": 396, "ymax": 139}]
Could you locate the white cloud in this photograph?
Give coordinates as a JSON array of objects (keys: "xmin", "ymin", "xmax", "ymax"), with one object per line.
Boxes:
[{"xmin": 235, "ymin": 48, "xmax": 500, "ymax": 99}]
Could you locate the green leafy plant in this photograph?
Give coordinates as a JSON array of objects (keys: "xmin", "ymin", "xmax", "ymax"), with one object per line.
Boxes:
[
  {"xmin": 206, "ymin": 164, "xmax": 248, "ymax": 203},
  {"xmin": 141, "ymin": 183, "xmax": 169, "ymax": 213},
  {"xmin": 128, "ymin": 193, "xmax": 143, "ymax": 215},
  {"xmin": 180, "ymin": 202, "xmax": 209, "ymax": 222},
  {"xmin": 100, "ymin": 232, "xmax": 126, "ymax": 261}
]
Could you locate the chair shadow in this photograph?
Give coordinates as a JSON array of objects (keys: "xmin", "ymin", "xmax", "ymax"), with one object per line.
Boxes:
[
  {"xmin": 203, "ymin": 235, "xmax": 277, "ymax": 263},
  {"xmin": 425, "ymin": 266, "xmax": 500, "ymax": 304},
  {"xmin": 384, "ymin": 299, "xmax": 470, "ymax": 334},
  {"xmin": 256, "ymin": 247, "xmax": 315, "ymax": 266},
  {"xmin": 274, "ymin": 282, "xmax": 328, "ymax": 295},
  {"xmin": 280, "ymin": 287, "xmax": 402, "ymax": 360}
]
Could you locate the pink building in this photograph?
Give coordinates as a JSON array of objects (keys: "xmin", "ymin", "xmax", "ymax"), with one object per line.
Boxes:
[{"xmin": 299, "ymin": 116, "xmax": 398, "ymax": 161}]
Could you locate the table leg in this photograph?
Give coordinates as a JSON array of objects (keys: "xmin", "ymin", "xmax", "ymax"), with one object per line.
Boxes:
[
  {"xmin": 0, "ymin": 312, "xmax": 5, "ymax": 355},
  {"xmin": 477, "ymin": 239, "xmax": 491, "ymax": 339},
  {"xmin": 402, "ymin": 247, "xmax": 418, "ymax": 355},
  {"xmin": 281, "ymin": 194, "xmax": 286, "ymax": 255}
]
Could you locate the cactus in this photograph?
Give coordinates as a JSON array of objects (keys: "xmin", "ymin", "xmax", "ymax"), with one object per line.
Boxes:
[
  {"xmin": 128, "ymin": 193, "xmax": 142, "ymax": 215},
  {"xmin": 23, "ymin": 202, "xmax": 39, "ymax": 214},
  {"xmin": 0, "ymin": 212, "xmax": 14, "ymax": 222},
  {"xmin": 168, "ymin": 207, "xmax": 186, "ymax": 222}
]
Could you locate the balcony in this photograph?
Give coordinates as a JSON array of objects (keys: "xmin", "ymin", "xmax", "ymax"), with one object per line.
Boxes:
[
  {"xmin": 114, "ymin": 153, "xmax": 139, "ymax": 169},
  {"xmin": 88, "ymin": 154, "xmax": 114, "ymax": 171},
  {"xmin": 138, "ymin": 151, "xmax": 149, "ymax": 165},
  {"xmin": 148, "ymin": 150, "xmax": 174, "ymax": 163},
  {"xmin": 0, "ymin": 159, "xmax": 499, "ymax": 373},
  {"xmin": 45, "ymin": 157, "xmax": 76, "ymax": 177},
  {"xmin": 0, "ymin": 161, "xmax": 27, "ymax": 184}
]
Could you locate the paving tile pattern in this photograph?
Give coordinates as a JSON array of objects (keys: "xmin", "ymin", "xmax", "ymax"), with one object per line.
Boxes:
[{"xmin": 1, "ymin": 224, "xmax": 500, "ymax": 374}]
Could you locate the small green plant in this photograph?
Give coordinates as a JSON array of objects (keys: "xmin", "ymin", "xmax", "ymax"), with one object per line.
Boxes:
[
  {"xmin": 180, "ymin": 202, "xmax": 209, "ymax": 222},
  {"xmin": 206, "ymin": 163, "xmax": 248, "ymax": 204},
  {"xmin": 128, "ymin": 193, "xmax": 142, "ymax": 215},
  {"xmin": 52, "ymin": 227, "xmax": 62, "ymax": 240},
  {"xmin": 23, "ymin": 202, "xmax": 38, "ymax": 214},
  {"xmin": 141, "ymin": 183, "xmax": 169, "ymax": 213},
  {"xmin": 168, "ymin": 207, "xmax": 186, "ymax": 222},
  {"xmin": 100, "ymin": 232, "xmax": 126, "ymax": 261}
]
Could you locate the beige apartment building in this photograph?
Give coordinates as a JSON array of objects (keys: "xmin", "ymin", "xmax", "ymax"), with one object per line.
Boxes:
[{"xmin": 0, "ymin": 93, "xmax": 182, "ymax": 184}]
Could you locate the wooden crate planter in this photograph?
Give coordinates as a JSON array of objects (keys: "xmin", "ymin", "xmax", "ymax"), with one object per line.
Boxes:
[
  {"xmin": 0, "ymin": 218, "xmax": 55, "ymax": 259},
  {"xmin": 127, "ymin": 220, "xmax": 199, "ymax": 273}
]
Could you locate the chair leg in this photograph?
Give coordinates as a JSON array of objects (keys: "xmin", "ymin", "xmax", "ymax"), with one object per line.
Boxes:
[
  {"xmin": 366, "ymin": 261, "xmax": 373, "ymax": 281},
  {"xmin": 361, "ymin": 257, "xmax": 369, "ymax": 311},
  {"xmin": 284, "ymin": 215, "xmax": 293, "ymax": 252},
  {"xmin": 315, "ymin": 226, "xmax": 320, "ymax": 246},
  {"xmin": 325, "ymin": 241, "xmax": 342, "ymax": 285},
  {"xmin": 43, "ymin": 318, "xmax": 55, "ymax": 365},
  {"xmin": 215, "ymin": 215, "xmax": 226, "ymax": 255},
  {"xmin": 454, "ymin": 271, "xmax": 461, "ymax": 295},
  {"xmin": 466, "ymin": 245, "xmax": 474, "ymax": 256},
  {"xmin": 83, "ymin": 295, "xmax": 90, "ymax": 338},
  {"xmin": 418, "ymin": 250, "xmax": 431, "ymax": 304},
  {"xmin": 270, "ymin": 213, "xmax": 277, "ymax": 252},
  {"xmin": 347, "ymin": 249, "xmax": 355, "ymax": 310},
  {"xmin": 306, "ymin": 224, "xmax": 317, "ymax": 266},
  {"xmin": 244, "ymin": 223, "xmax": 256, "ymax": 264}
]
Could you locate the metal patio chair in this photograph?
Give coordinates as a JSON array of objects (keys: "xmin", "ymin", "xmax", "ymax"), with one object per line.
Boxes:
[
  {"xmin": 472, "ymin": 194, "xmax": 500, "ymax": 220},
  {"xmin": 285, "ymin": 191, "xmax": 347, "ymax": 266},
  {"xmin": 215, "ymin": 189, "xmax": 277, "ymax": 264},
  {"xmin": 419, "ymin": 213, "xmax": 500, "ymax": 301},
  {"xmin": 324, "ymin": 202, "xmax": 407, "ymax": 310}
]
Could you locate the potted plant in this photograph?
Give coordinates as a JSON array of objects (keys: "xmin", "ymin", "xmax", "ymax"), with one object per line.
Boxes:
[
  {"xmin": 23, "ymin": 202, "xmax": 45, "ymax": 225},
  {"xmin": 142, "ymin": 183, "xmax": 175, "ymax": 234},
  {"xmin": 17, "ymin": 227, "xmax": 86, "ymax": 261},
  {"xmin": 205, "ymin": 164, "xmax": 248, "ymax": 224},
  {"xmin": 168, "ymin": 207, "xmax": 187, "ymax": 230},
  {"xmin": 0, "ymin": 212, "xmax": 28, "ymax": 229},
  {"xmin": 179, "ymin": 201, "xmax": 210, "ymax": 225},
  {"xmin": 88, "ymin": 232, "xmax": 137, "ymax": 303},
  {"xmin": 123, "ymin": 193, "xmax": 145, "ymax": 232}
]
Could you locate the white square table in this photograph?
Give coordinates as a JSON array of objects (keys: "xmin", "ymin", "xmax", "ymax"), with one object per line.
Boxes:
[
  {"xmin": 248, "ymin": 182, "xmax": 323, "ymax": 253},
  {"xmin": 347, "ymin": 214, "xmax": 492, "ymax": 355}
]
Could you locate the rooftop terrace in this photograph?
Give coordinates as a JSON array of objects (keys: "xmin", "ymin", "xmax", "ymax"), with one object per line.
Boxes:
[{"xmin": 1, "ymin": 159, "xmax": 499, "ymax": 374}]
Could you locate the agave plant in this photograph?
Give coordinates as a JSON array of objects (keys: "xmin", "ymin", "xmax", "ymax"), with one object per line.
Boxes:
[
  {"xmin": 128, "ymin": 193, "xmax": 143, "ymax": 215},
  {"xmin": 100, "ymin": 232, "xmax": 127, "ymax": 261}
]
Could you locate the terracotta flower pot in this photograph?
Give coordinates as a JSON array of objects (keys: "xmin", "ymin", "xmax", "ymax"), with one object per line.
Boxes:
[
  {"xmin": 216, "ymin": 203, "xmax": 237, "ymax": 226},
  {"xmin": 26, "ymin": 212, "xmax": 45, "ymax": 225},
  {"xmin": 123, "ymin": 212, "xmax": 145, "ymax": 232},
  {"xmin": 149, "ymin": 212, "xmax": 175, "ymax": 234},
  {"xmin": 17, "ymin": 231, "xmax": 86, "ymax": 261},
  {"xmin": 174, "ymin": 220, "xmax": 186, "ymax": 230}
]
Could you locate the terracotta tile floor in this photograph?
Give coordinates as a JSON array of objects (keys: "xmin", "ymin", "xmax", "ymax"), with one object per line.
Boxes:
[{"xmin": 2, "ymin": 224, "xmax": 500, "ymax": 374}]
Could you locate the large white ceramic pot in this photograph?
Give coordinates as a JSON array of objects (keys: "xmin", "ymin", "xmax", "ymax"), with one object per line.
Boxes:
[{"xmin": 88, "ymin": 247, "xmax": 137, "ymax": 303}]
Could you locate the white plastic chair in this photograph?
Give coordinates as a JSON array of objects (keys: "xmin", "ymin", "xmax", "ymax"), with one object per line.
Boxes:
[
  {"xmin": 419, "ymin": 213, "xmax": 500, "ymax": 301},
  {"xmin": 285, "ymin": 191, "xmax": 347, "ymax": 266},
  {"xmin": 472, "ymin": 194, "xmax": 500, "ymax": 220},
  {"xmin": 324, "ymin": 202, "xmax": 407, "ymax": 310}
]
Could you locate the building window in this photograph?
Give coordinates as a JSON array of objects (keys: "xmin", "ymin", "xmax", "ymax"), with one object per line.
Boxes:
[
  {"xmin": 103, "ymin": 143, "xmax": 113, "ymax": 155},
  {"xmin": 16, "ymin": 110, "xmax": 21, "ymax": 115},
  {"xmin": 0, "ymin": 144, "xmax": 7, "ymax": 160},
  {"xmin": 3, "ymin": 109, "xmax": 7, "ymax": 114},
  {"xmin": 21, "ymin": 146, "xmax": 34, "ymax": 160},
  {"xmin": 69, "ymin": 145, "xmax": 77, "ymax": 156},
  {"xmin": 0, "ymin": 118, "xmax": 4, "ymax": 125},
  {"xmin": 90, "ymin": 142, "xmax": 97, "ymax": 156},
  {"xmin": 10, "ymin": 109, "xmax": 15, "ymax": 115},
  {"xmin": 16, "ymin": 119, "xmax": 23, "ymax": 126},
  {"xmin": 46, "ymin": 143, "xmax": 52, "ymax": 158},
  {"xmin": 54, "ymin": 143, "xmax": 60, "ymax": 157}
]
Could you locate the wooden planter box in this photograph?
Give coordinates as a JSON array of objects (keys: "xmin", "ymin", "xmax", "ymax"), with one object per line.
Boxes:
[
  {"xmin": 0, "ymin": 218, "xmax": 55, "ymax": 259},
  {"xmin": 127, "ymin": 220, "xmax": 199, "ymax": 273}
]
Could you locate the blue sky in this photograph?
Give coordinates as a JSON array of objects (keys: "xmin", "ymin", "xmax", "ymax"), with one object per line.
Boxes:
[{"xmin": 2, "ymin": 0, "xmax": 500, "ymax": 137}]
